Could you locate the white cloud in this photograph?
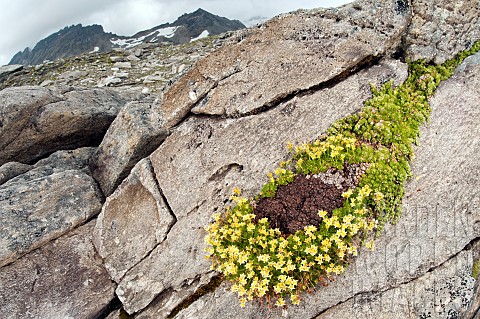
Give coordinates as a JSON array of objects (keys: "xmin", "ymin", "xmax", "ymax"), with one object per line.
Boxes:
[{"xmin": 0, "ymin": 0, "xmax": 352, "ymax": 66}]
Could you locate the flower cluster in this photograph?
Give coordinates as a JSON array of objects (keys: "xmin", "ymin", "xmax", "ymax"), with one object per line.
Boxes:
[
  {"xmin": 205, "ymin": 187, "xmax": 379, "ymax": 308},
  {"xmin": 205, "ymin": 39, "xmax": 480, "ymax": 308},
  {"xmin": 293, "ymin": 134, "xmax": 357, "ymax": 174}
]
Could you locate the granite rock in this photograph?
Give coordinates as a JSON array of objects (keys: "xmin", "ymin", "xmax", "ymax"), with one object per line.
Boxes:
[
  {"xmin": 93, "ymin": 158, "xmax": 176, "ymax": 283},
  {"xmin": 0, "ymin": 222, "xmax": 116, "ymax": 319}
]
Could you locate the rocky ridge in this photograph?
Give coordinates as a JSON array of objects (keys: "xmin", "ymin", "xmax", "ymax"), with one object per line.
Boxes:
[
  {"xmin": 9, "ymin": 9, "xmax": 246, "ymax": 66},
  {"xmin": 0, "ymin": 0, "xmax": 479, "ymax": 318},
  {"xmin": 1, "ymin": 33, "xmax": 240, "ymax": 94}
]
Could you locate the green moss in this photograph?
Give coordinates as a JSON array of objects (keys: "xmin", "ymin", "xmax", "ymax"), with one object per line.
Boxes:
[{"xmin": 473, "ymin": 259, "xmax": 480, "ymax": 279}]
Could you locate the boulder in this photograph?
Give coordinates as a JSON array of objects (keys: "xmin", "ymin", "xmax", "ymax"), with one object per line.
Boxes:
[
  {"xmin": 115, "ymin": 59, "xmax": 408, "ymax": 316},
  {"xmin": 0, "ymin": 167, "xmax": 103, "ymax": 267},
  {"xmin": 89, "ymin": 0, "xmax": 410, "ymax": 197},
  {"xmin": 175, "ymin": 242, "xmax": 479, "ymax": 319},
  {"xmin": 0, "ymin": 86, "xmax": 63, "ymax": 164},
  {"xmin": 0, "ymin": 86, "xmax": 140, "ymax": 165},
  {"xmin": 0, "ymin": 162, "xmax": 31, "ymax": 185},
  {"xmin": 313, "ymin": 242, "xmax": 479, "ymax": 319},
  {"xmin": 166, "ymin": 63, "xmax": 480, "ymax": 318},
  {"xmin": 93, "ymin": 158, "xmax": 176, "ymax": 283},
  {"xmin": 1, "ymin": 147, "xmax": 95, "ymax": 187},
  {"xmin": 405, "ymin": 0, "xmax": 480, "ymax": 64},
  {"xmin": 185, "ymin": 0, "xmax": 409, "ymax": 117},
  {"xmin": 0, "ymin": 221, "xmax": 116, "ymax": 319},
  {"xmin": 89, "ymin": 98, "xmax": 172, "ymax": 196},
  {"xmin": 0, "ymin": 64, "xmax": 23, "ymax": 83}
]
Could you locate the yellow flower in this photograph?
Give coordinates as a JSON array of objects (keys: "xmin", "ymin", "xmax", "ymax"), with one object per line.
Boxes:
[
  {"xmin": 276, "ymin": 297, "xmax": 285, "ymax": 307},
  {"xmin": 286, "ymin": 260, "xmax": 296, "ymax": 272},
  {"xmin": 285, "ymin": 276, "xmax": 297, "ymax": 287},
  {"xmin": 365, "ymin": 240, "xmax": 375, "ymax": 250},
  {"xmin": 342, "ymin": 189, "xmax": 353, "ymax": 198},
  {"xmin": 343, "ymin": 214, "xmax": 354, "ymax": 223},
  {"xmin": 274, "ymin": 283, "xmax": 286, "ymax": 293},
  {"xmin": 337, "ymin": 228, "xmax": 347, "ymax": 238},
  {"xmin": 290, "ymin": 294, "xmax": 300, "ymax": 305},
  {"xmin": 324, "ymin": 217, "xmax": 333, "ymax": 229},
  {"xmin": 358, "ymin": 185, "xmax": 372, "ymax": 197},
  {"xmin": 239, "ymin": 297, "xmax": 247, "ymax": 307},
  {"xmin": 260, "ymin": 267, "xmax": 271, "ymax": 279},
  {"xmin": 305, "ymin": 245, "xmax": 318, "ymax": 256},
  {"xmin": 318, "ymin": 210, "xmax": 328, "ymax": 218},
  {"xmin": 299, "ymin": 260, "xmax": 310, "ymax": 272},
  {"xmin": 273, "ymin": 260, "xmax": 284, "ymax": 270},
  {"xmin": 238, "ymin": 274, "xmax": 247, "ymax": 286},
  {"xmin": 259, "ymin": 218, "xmax": 269, "ymax": 225},
  {"xmin": 232, "ymin": 187, "xmax": 241, "ymax": 196},
  {"xmin": 374, "ymin": 191, "xmax": 384, "ymax": 201}
]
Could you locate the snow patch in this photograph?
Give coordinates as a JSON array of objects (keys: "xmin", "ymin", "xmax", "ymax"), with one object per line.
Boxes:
[
  {"xmin": 190, "ymin": 30, "xmax": 209, "ymax": 42},
  {"xmin": 154, "ymin": 26, "xmax": 178, "ymax": 38},
  {"xmin": 110, "ymin": 26, "xmax": 179, "ymax": 49},
  {"xmin": 89, "ymin": 47, "xmax": 99, "ymax": 53}
]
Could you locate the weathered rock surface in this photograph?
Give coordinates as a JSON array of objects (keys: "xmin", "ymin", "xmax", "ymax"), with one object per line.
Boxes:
[
  {"xmin": 0, "ymin": 221, "xmax": 116, "ymax": 319},
  {"xmin": 89, "ymin": 98, "xmax": 172, "ymax": 196},
  {"xmin": 168, "ymin": 63, "xmax": 480, "ymax": 319},
  {"xmin": 0, "ymin": 64, "xmax": 23, "ymax": 83},
  {"xmin": 182, "ymin": 0, "xmax": 410, "ymax": 117},
  {"xmin": 456, "ymin": 51, "xmax": 480, "ymax": 74},
  {"xmin": 0, "ymin": 162, "xmax": 31, "ymax": 185},
  {"xmin": 0, "ymin": 165, "xmax": 103, "ymax": 267},
  {"xmin": 315, "ymin": 241, "xmax": 479, "ymax": 319},
  {"xmin": 406, "ymin": 0, "xmax": 480, "ymax": 64},
  {"xmin": 93, "ymin": 158, "xmax": 176, "ymax": 282},
  {"xmin": 0, "ymin": 85, "xmax": 142, "ymax": 165},
  {"xmin": 1, "ymin": 147, "xmax": 95, "ymax": 188},
  {"xmin": 114, "ymin": 59, "xmax": 408, "ymax": 315},
  {"xmin": 1, "ymin": 0, "xmax": 480, "ymax": 318}
]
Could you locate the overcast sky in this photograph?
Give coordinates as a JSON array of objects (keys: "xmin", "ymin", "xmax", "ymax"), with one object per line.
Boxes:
[{"xmin": 0, "ymin": 0, "xmax": 353, "ymax": 66}]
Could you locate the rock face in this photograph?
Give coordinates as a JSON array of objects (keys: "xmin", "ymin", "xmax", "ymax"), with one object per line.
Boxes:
[
  {"xmin": 171, "ymin": 63, "xmax": 480, "ymax": 319},
  {"xmin": 115, "ymin": 58, "xmax": 408, "ymax": 315},
  {"xmin": 0, "ymin": 86, "xmax": 142, "ymax": 165},
  {"xmin": 93, "ymin": 158, "xmax": 176, "ymax": 282},
  {"xmin": 0, "ymin": 221, "xmax": 116, "ymax": 319},
  {"xmin": 315, "ymin": 243, "xmax": 479, "ymax": 319},
  {"xmin": 181, "ymin": 0, "xmax": 410, "ymax": 117},
  {"xmin": 0, "ymin": 64, "xmax": 23, "ymax": 82},
  {"xmin": 0, "ymin": 0, "xmax": 479, "ymax": 318},
  {"xmin": 0, "ymin": 148, "xmax": 103, "ymax": 267},
  {"xmin": 405, "ymin": 0, "xmax": 480, "ymax": 64},
  {"xmin": 89, "ymin": 99, "xmax": 172, "ymax": 196}
]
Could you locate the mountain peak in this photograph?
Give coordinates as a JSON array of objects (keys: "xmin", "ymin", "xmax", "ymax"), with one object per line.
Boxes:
[
  {"xmin": 192, "ymin": 8, "xmax": 209, "ymax": 15},
  {"xmin": 9, "ymin": 9, "xmax": 245, "ymax": 66}
]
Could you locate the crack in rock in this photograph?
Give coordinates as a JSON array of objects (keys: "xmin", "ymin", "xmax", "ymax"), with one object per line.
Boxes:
[{"xmin": 311, "ymin": 236, "xmax": 480, "ymax": 319}]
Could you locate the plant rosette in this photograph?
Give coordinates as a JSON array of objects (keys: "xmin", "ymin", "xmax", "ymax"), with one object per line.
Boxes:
[{"xmin": 204, "ymin": 40, "xmax": 480, "ymax": 308}]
